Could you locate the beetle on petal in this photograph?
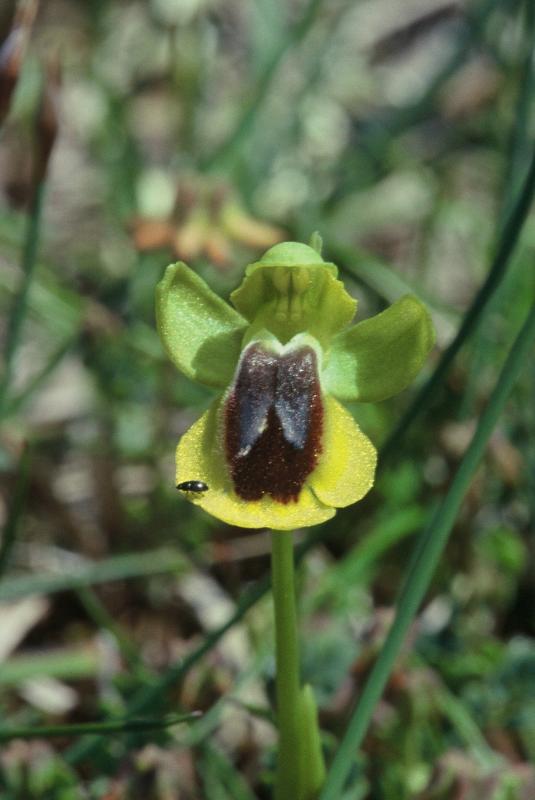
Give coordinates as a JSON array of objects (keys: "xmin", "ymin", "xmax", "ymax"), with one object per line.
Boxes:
[
  {"xmin": 156, "ymin": 239, "xmax": 434, "ymax": 530},
  {"xmin": 176, "ymin": 480, "xmax": 209, "ymax": 493}
]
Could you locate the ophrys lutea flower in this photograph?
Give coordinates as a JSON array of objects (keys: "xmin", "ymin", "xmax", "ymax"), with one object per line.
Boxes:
[{"xmin": 156, "ymin": 240, "xmax": 434, "ymax": 529}]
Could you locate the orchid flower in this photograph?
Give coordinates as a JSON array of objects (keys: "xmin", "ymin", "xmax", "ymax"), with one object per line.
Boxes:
[{"xmin": 156, "ymin": 239, "xmax": 434, "ymax": 530}]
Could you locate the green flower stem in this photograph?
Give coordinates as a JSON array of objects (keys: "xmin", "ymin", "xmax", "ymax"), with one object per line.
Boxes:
[
  {"xmin": 272, "ymin": 530, "xmax": 326, "ymax": 800},
  {"xmin": 272, "ymin": 530, "xmax": 302, "ymax": 800}
]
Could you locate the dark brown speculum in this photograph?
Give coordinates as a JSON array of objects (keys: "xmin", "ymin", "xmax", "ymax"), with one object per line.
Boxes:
[{"xmin": 224, "ymin": 343, "xmax": 323, "ymax": 502}]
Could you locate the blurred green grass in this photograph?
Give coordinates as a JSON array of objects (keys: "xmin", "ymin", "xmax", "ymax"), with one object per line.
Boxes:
[{"xmin": 1, "ymin": 0, "xmax": 535, "ymax": 797}]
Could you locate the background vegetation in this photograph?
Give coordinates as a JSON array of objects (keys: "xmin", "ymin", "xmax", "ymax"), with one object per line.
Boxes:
[{"xmin": 0, "ymin": 0, "xmax": 534, "ymax": 797}]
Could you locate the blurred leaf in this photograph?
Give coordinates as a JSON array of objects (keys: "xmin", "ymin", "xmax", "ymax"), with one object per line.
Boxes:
[{"xmin": 0, "ymin": 547, "xmax": 186, "ymax": 603}]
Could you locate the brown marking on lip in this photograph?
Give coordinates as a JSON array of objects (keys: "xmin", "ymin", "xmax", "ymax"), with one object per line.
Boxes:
[{"xmin": 224, "ymin": 344, "xmax": 323, "ymax": 503}]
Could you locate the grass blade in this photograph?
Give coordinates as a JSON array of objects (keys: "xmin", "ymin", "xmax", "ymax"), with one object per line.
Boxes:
[
  {"xmin": 319, "ymin": 302, "xmax": 535, "ymax": 799},
  {"xmin": 0, "ymin": 182, "xmax": 45, "ymax": 411},
  {"xmin": 0, "ymin": 444, "xmax": 31, "ymax": 578},
  {"xmin": 0, "ymin": 712, "xmax": 201, "ymax": 742},
  {"xmin": 500, "ymin": 0, "xmax": 535, "ymax": 219},
  {"xmin": 0, "ymin": 547, "xmax": 186, "ymax": 603},
  {"xmin": 0, "ymin": 648, "xmax": 100, "ymax": 686}
]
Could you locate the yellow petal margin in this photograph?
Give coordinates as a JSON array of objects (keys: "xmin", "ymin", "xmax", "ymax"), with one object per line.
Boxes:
[
  {"xmin": 308, "ymin": 396, "xmax": 377, "ymax": 507},
  {"xmin": 175, "ymin": 399, "xmax": 335, "ymax": 530}
]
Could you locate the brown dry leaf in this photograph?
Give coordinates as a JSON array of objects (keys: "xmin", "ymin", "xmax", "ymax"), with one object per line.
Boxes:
[
  {"xmin": 0, "ymin": 0, "xmax": 39, "ymax": 124},
  {"xmin": 130, "ymin": 218, "xmax": 174, "ymax": 251}
]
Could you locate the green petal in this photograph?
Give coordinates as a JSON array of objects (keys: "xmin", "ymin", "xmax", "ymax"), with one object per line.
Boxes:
[
  {"xmin": 156, "ymin": 263, "xmax": 248, "ymax": 388},
  {"xmin": 175, "ymin": 398, "xmax": 334, "ymax": 530},
  {"xmin": 323, "ymin": 295, "xmax": 435, "ymax": 402},
  {"xmin": 231, "ymin": 242, "xmax": 356, "ymax": 348}
]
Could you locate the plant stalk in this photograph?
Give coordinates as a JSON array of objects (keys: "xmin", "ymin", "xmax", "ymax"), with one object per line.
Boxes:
[{"xmin": 272, "ymin": 530, "xmax": 302, "ymax": 800}]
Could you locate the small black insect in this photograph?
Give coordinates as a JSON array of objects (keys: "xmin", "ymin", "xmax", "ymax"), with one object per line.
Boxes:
[{"xmin": 176, "ymin": 480, "xmax": 209, "ymax": 493}]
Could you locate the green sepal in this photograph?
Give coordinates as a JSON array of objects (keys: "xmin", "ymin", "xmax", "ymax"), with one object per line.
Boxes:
[
  {"xmin": 231, "ymin": 242, "xmax": 356, "ymax": 347},
  {"xmin": 323, "ymin": 295, "xmax": 435, "ymax": 402},
  {"xmin": 155, "ymin": 262, "xmax": 248, "ymax": 388}
]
